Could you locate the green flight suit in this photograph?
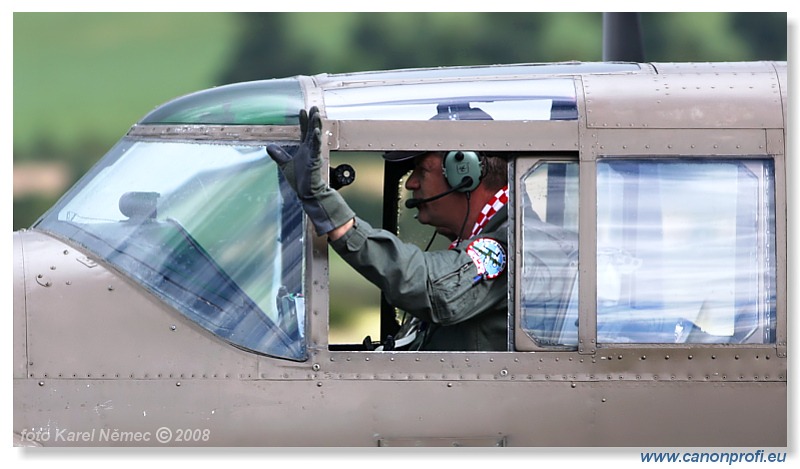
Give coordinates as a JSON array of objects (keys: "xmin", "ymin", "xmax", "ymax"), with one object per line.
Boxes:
[{"xmin": 330, "ymin": 206, "xmax": 508, "ymax": 351}]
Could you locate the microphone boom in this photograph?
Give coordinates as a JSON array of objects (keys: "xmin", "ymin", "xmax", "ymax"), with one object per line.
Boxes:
[{"xmin": 405, "ymin": 177, "xmax": 473, "ymax": 209}]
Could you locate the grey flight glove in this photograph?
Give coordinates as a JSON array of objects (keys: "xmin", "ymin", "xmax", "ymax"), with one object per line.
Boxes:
[{"xmin": 266, "ymin": 106, "xmax": 355, "ymax": 236}]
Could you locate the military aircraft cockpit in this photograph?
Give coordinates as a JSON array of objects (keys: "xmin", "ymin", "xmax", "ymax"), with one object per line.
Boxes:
[{"xmin": 29, "ymin": 63, "xmax": 618, "ymax": 360}]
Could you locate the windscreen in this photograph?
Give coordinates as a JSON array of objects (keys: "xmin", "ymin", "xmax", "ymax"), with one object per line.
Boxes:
[{"xmin": 36, "ymin": 138, "xmax": 307, "ymax": 360}]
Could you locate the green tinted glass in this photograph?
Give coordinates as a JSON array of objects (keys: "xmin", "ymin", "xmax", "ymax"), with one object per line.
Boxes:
[{"xmin": 140, "ymin": 78, "xmax": 303, "ymax": 125}]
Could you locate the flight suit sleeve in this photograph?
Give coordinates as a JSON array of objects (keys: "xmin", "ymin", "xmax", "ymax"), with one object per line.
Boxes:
[{"xmin": 329, "ymin": 217, "xmax": 506, "ymax": 326}]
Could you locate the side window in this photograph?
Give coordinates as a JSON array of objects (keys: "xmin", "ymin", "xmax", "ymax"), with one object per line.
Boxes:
[
  {"xmin": 517, "ymin": 160, "xmax": 580, "ymax": 348},
  {"xmin": 596, "ymin": 158, "xmax": 777, "ymax": 344}
]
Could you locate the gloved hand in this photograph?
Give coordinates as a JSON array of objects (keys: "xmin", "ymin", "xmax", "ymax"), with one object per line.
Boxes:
[{"xmin": 267, "ymin": 107, "xmax": 355, "ymax": 236}]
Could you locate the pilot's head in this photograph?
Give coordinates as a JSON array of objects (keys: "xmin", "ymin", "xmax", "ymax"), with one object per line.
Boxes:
[{"xmin": 382, "ymin": 103, "xmax": 505, "ymax": 239}]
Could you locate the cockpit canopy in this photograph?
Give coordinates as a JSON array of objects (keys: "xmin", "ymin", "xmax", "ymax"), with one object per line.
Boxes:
[{"xmin": 138, "ymin": 62, "xmax": 641, "ymax": 125}]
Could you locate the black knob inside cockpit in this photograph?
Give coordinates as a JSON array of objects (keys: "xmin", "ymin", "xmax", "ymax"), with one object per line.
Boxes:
[{"xmin": 330, "ymin": 164, "xmax": 356, "ymax": 190}]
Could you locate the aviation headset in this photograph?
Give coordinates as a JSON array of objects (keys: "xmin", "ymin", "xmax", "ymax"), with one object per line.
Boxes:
[{"xmin": 442, "ymin": 150, "xmax": 485, "ymax": 192}]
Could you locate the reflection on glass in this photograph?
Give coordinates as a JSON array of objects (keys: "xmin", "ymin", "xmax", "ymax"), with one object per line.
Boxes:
[
  {"xmin": 324, "ymin": 79, "xmax": 578, "ymax": 121},
  {"xmin": 596, "ymin": 159, "xmax": 776, "ymax": 344},
  {"xmin": 36, "ymin": 139, "xmax": 307, "ymax": 360},
  {"xmin": 519, "ymin": 162, "xmax": 580, "ymax": 347}
]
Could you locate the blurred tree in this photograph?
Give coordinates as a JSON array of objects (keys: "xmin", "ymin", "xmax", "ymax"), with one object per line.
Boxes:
[
  {"xmin": 731, "ymin": 12, "xmax": 788, "ymax": 60},
  {"xmin": 641, "ymin": 12, "xmax": 786, "ymax": 61},
  {"xmin": 14, "ymin": 196, "xmax": 55, "ymax": 230},
  {"xmin": 219, "ymin": 12, "xmax": 786, "ymax": 84},
  {"xmin": 219, "ymin": 12, "xmax": 602, "ymax": 83}
]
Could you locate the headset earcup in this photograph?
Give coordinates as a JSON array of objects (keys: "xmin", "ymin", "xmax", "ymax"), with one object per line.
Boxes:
[{"xmin": 443, "ymin": 151, "xmax": 483, "ymax": 192}]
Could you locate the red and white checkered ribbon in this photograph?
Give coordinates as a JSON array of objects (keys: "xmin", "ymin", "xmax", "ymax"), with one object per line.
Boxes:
[
  {"xmin": 450, "ymin": 185, "xmax": 509, "ymax": 249},
  {"xmin": 469, "ymin": 185, "xmax": 509, "ymax": 238}
]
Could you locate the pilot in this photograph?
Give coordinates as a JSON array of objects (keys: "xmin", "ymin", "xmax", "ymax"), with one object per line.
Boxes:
[{"xmin": 267, "ymin": 106, "xmax": 508, "ymax": 351}]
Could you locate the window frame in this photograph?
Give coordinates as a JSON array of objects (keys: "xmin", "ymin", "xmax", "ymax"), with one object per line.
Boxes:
[{"xmin": 512, "ymin": 153, "xmax": 781, "ymax": 354}]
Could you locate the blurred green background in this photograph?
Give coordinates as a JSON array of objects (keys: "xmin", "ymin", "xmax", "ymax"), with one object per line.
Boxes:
[{"xmin": 12, "ymin": 12, "xmax": 788, "ymax": 343}]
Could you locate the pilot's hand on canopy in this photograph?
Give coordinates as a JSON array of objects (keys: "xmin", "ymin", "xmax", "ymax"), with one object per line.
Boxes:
[{"xmin": 267, "ymin": 107, "xmax": 355, "ymax": 236}]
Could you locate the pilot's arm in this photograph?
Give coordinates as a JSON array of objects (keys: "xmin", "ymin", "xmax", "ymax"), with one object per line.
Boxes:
[
  {"xmin": 266, "ymin": 107, "xmax": 355, "ymax": 236},
  {"xmin": 329, "ymin": 216, "xmax": 508, "ymax": 326},
  {"xmin": 267, "ymin": 108, "xmax": 507, "ymax": 348}
]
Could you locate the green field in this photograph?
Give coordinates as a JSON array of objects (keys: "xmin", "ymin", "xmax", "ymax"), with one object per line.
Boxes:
[{"xmin": 13, "ymin": 13, "xmax": 238, "ymax": 154}]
